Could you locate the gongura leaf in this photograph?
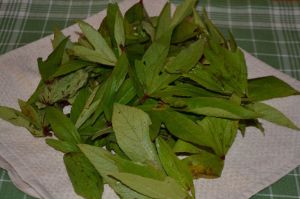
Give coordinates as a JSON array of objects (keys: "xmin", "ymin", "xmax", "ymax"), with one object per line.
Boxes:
[
  {"xmin": 46, "ymin": 139, "xmax": 79, "ymax": 153},
  {"xmin": 110, "ymin": 172, "xmax": 189, "ymax": 199},
  {"xmin": 0, "ymin": 106, "xmax": 44, "ymax": 137},
  {"xmin": 173, "ymin": 139, "xmax": 203, "ymax": 154},
  {"xmin": 196, "ymin": 117, "xmax": 239, "ymax": 156},
  {"xmin": 153, "ymin": 110, "xmax": 216, "ymax": 149},
  {"xmin": 141, "ymin": 31, "xmax": 171, "ymax": 93},
  {"xmin": 102, "ymin": 53, "xmax": 129, "ymax": 120},
  {"xmin": 45, "ymin": 107, "xmax": 81, "ymax": 144},
  {"xmin": 38, "ymin": 37, "xmax": 69, "ymax": 80},
  {"xmin": 64, "ymin": 152, "xmax": 103, "ymax": 199},
  {"xmin": 70, "ymin": 87, "xmax": 91, "ymax": 124},
  {"xmin": 183, "ymin": 63, "xmax": 226, "ymax": 93},
  {"xmin": 69, "ymin": 45, "xmax": 115, "ymax": 66},
  {"xmin": 171, "ymin": 17, "xmax": 199, "ymax": 43},
  {"xmin": 156, "ymin": 138, "xmax": 194, "ymax": 194},
  {"xmin": 155, "ymin": 2, "xmax": 171, "ymax": 40},
  {"xmin": 248, "ymin": 76, "xmax": 300, "ymax": 101},
  {"xmin": 75, "ymin": 84, "xmax": 105, "ymax": 128},
  {"xmin": 114, "ymin": 8, "xmax": 125, "ymax": 55},
  {"xmin": 112, "ymin": 104, "xmax": 161, "ymax": 168},
  {"xmin": 79, "ymin": 144, "xmax": 160, "ymax": 199},
  {"xmin": 170, "ymin": 0, "xmax": 197, "ymax": 29},
  {"xmin": 39, "ymin": 70, "xmax": 88, "ymax": 106},
  {"xmin": 51, "ymin": 60, "xmax": 94, "ymax": 77},
  {"xmin": 114, "ymin": 78, "xmax": 136, "ymax": 105},
  {"xmin": 18, "ymin": 99, "xmax": 42, "ymax": 128},
  {"xmin": 202, "ymin": 7, "xmax": 225, "ymax": 44},
  {"xmin": 246, "ymin": 102, "xmax": 300, "ymax": 130},
  {"xmin": 183, "ymin": 151, "xmax": 224, "ymax": 179},
  {"xmin": 161, "ymin": 83, "xmax": 221, "ymax": 98},
  {"xmin": 51, "ymin": 29, "xmax": 72, "ymax": 64},
  {"xmin": 176, "ymin": 97, "xmax": 260, "ymax": 119},
  {"xmin": 165, "ymin": 39, "xmax": 205, "ymax": 74},
  {"xmin": 77, "ymin": 21, "xmax": 117, "ymax": 63}
]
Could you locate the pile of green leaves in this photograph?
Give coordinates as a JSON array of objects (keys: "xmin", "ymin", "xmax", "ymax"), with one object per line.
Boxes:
[{"xmin": 1, "ymin": 0, "xmax": 299, "ymax": 198}]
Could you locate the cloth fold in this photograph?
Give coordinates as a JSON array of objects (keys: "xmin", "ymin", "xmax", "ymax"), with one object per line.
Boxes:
[{"xmin": 0, "ymin": 0, "xmax": 299, "ymax": 198}]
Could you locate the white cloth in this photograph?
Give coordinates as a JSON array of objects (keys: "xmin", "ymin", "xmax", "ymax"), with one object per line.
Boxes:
[{"xmin": 0, "ymin": 0, "xmax": 299, "ymax": 198}]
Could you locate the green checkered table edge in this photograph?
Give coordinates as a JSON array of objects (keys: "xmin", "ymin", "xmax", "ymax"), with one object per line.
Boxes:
[{"xmin": 0, "ymin": 0, "xmax": 299, "ymax": 198}]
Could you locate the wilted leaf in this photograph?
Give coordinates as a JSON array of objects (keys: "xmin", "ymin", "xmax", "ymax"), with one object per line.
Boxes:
[
  {"xmin": 0, "ymin": 106, "xmax": 44, "ymax": 137},
  {"xmin": 183, "ymin": 151, "xmax": 224, "ymax": 179},
  {"xmin": 39, "ymin": 70, "xmax": 88, "ymax": 106}
]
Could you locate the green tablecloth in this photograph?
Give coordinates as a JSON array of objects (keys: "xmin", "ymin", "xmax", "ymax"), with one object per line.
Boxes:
[{"xmin": 0, "ymin": 0, "xmax": 299, "ymax": 198}]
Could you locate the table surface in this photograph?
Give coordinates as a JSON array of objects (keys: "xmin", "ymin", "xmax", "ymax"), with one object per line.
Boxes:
[{"xmin": 0, "ymin": 0, "xmax": 299, "ymax": 198}]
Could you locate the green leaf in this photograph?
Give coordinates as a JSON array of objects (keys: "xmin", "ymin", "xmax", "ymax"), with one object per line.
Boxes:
[
  {"xmin": 246, "ymin": 102, "xmax": 300, "ymax": 130},
  {"xmin": 102, "ymin": 53, "xmax": 129, "ymax": 120},
  {"xmin": 183, "ymin": 63, "xmax": 226, "ymax": 93},
  {"xmin": 192, "ymin": 8, "xmax": 208, "ymax": 34},
  {"xmin": 222, "ymin": 47, "xmax": 248, "ymax": 95},
  {"xmin": 142, "ymin": 21, "xmax": 155, "ymax": 41},
  {"xmin": 27, "ymin": 81, "xmax": 45, "ymax": 105},
  {"xmin": 38, "ymin": 37, "xmax": 69, "ymax": 80},
  {"xmin": 154, "ymin": 110, "xmax": 215, "ymax": 149},
  {"xmin": 155, "ymin": 2, "xmax": 171, "ymax": 40},
  {"xmin": 64, "ymin": 152, "xmax": 103, "ymax": 199},
  {"xmin": 45, "ymin": 107, "xmax": 81, "ymax": 144},
  {"xmin": 170, "ymin": 0, "xmax": 197, "ymax": 29},
  {"xmin": 46, "ymin": 139, "xmax": 79, "ymax": 153},
  {"xmin": 110, "ymin": 172, "xmax": 189, "ymax": 199},
  {"xmin": 115, "ymin": 78, "xmax": 136, "ymax": 104},
  {"xmin": 148, "ymin": 112, "xmax": 162, "ymax": 141},
  {"xmin": 248, "ymin": 76, "xmax": 300, "ymax": 101},
  {"xmin": 112, "ymin": 104, "xmax": 161, "ymax": 168},
  {"xmin": 156, "ymin": 138, "xmax": 194, "ymax": 193},
  {"xmin": 69, "ymin": 45, "xmax": 115, "ymax": 66},
  {"xmin": 173, "ymin": 139, "xmax": 203, "ymax": 154},
  {"xmin": 39, "ymin": 69, "xmax": 88, "ymax": 105},
  {"xmin": 77, "ymin": 21, "xmax": 116, "ymax": 63},
  {"xmin": 18, "ymin": 99, "xmax": 42, "ymax": 128},
  {"xmin": 152, "ymin": 83, "xmax": 220, "ymax": 98},
  {"xmin": 165, "ymin": 39, "xmax": 205, "ymax": 74},
  {"xmin": 79, "ymin": 144, "xmax": 157, "ymax": 199},
  {"xmin": 171, "ymin": 17, "xmax": 199, "ymax": 43},
  {"xmin": 124, "ymin": 1, "xmax": 149, "ymax": 45},
  {"xmin": 142, "ymin": 32, "xmax": 171, "ymax": 93},
  {"xmin": 51, "ymin": 29, "xmax": 72, "ymax": 64},
  {"xmin": 202, "ymin": 7, "xmax": 225, "ymax": 44},
  {"xmin": 196, "ymin": 117, "xmax": 239, "ymax": 156},
  {"xmin": 180, "ymin": 97, "xmax": 260, "ymax": 119},
  {"xmin": 183, "ymin": 152, "xmax": 224, "ymax": 179},
  {"xmin": 79, "ymin": 144, "xmax": 164, "ymax": 180},
  {"xmin": 75, "ymin": 84, "xmax": 105, "ymax": 128},
  {"xmin": 51, "ymin": 60, "xmax": 94, "ymax": 77},
  {"xmin": 70, "ymin": 87, "xmax": 91, "ymax": 124},
  {"xmin": 0, "ymin": 106, "xmax": 44, "ymax": 137},
  {"xmin": 114, "ymin": 9, "xmax": 125, "ymax": 55}
]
